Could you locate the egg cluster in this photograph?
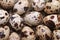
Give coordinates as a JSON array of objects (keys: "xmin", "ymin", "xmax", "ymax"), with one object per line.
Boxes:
[{"xmin": 0, "ymin": 0, "xmax": 60, "ymax": 40}]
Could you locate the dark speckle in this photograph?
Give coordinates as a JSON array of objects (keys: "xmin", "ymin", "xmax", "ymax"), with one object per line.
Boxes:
[
  {"xmin": 30, "ymin": 32, "xmax": 33, "ymax": 35},
  {"xmin": 5, "ymin": 28, "xmax": 8, "ymax": 30},
  {"xmin": 19, "ymin": 2, "xmax": 21, "ymax": 4},
  {"xmin": 56, "ymin": 35, "xmax": 60, "ymax": 39},
  {"xmin": 46, "ymin": 6, "xmax": 51, "ymax": 9},
  {"xmin": 0, "ymin": 32, "xmax": 5, "ymax": 38},
  {"xmin": 41, "ymin": 29, "xmax": 45, "ymax": 32},
  {"xmin": 50, "ymin": 10, "xmax": 53, "ymax": 12},
  {"xmin": 34, "ymin": 16, "xmax": 36, "ymax": 18},
  {"xmin": 5, "ymin": 13, "xmax": 8, "ymax": 15},
  {"xmin": 34, "ymin": 16, "xmax": 37, "ymax": 20},
  {"xmin": 36, "ymin": 36, "xmax": 40, "ymax": 40},
  {"xmin": 39, "ymin": 27, "xmax": 41, "ymax": 29},
  {"xmin": 10, "ymin": 17, "xmax": 15, "ymax": 20},
  {"xmin": 24, "ymin": 7, "xmax": 29, "ymax": 11},
  {"xmin": 35, "ymin": 18, "xmax": 37, "ymax": 20},
  {"xmin": 21, "ymin": 32, "xmax": 28, "ymax": 37},
  {"xmin": 33, "ymin": 2, "xmax": 35, "ymax": 5},
  {"xmin": 45, "ymin": 34, "xmax": 51, "ymax": 40},
  {"xmin": 8, "ymin": 4, "xmax": 10, "ymax": 5},
  {"xmin": 55, "ymin": 9, "xmax": 58, "ymax": 12},
  {"xmin": 50, "ymin": 16, "xmax": 54, "ymax": 19},
  {"xmin": 43, "ymin": 35, "xmax": 44, "ymax": 37},
  {"xmin": 24, "ymin": 31, "xmax": 27, "ymax": 33},
  {"xmin": 0, "ymin": 17, "xmax": 4, "ymax": 19},
  {"xmin": 14, "ymin": 23, "xmax": 18, "ymax": 27},
  {"xmin": 13, "ymin": 9, "xmax": 17, "ymax": 12}
]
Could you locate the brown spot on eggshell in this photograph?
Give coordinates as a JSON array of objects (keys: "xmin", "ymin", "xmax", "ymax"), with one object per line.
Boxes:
[
  {"xmin": 33, "ymin": 2, "xmax": 35, "ymax": 5},
  {"xmin": 45, "ymin": 34, "xmax": 51, "ymax": 40},
  {"xmin": 41, "ymin": 29, "xmax": 45, "ymax": 32},
  {"xmin": 50, "ymin": 10, "xmax": 53, "ymax": 12},
  {"xmin": 13, "ymin": 9, "xmax": 17, "ymax": 12},
  {"xmin": 0, "ymin": 17, "xmax": 4, "ymax": 19},
  {"xmin": 30, "ymin": 32, "xmax": 34, "ymax": 35},
  {"xmin": 39, "ymin": 27, "xmax": 41, "ymax": 29},
  {"xmin": 24, "ymin": 31, "xmax": 27, "ymax": 33},
  {"xmin": 5, "ymin": 13, "xmax": 8, "ymax": 15},
  {"xmin": 24, "ymin": 7, "xmax": 29, "ymax": 11},
  {"xmin": 56, "ymin": 35, "xmax": 60, "ymax": 39},
  {"xmin": 55, "ymin": 9, "xmax": 58, "ymax": 12},
  {"xmin": 21, "ymin": 32, "xmax": 28, "ymax": 37},
  {"xmin": 50, "ymin": 16, "xmax": 54, "ymax": 19},
  {"xmin": 19, "ymin": 2, "xmax": 21, "ymax": 4},
  {"xmin": 14, "ymin": 23, "xmax": 18, "ymax": 27},
  {"xmin": 0, "ymin": 32, "xmax": 5, "ymax": 38},
  {"xmin": 46, "ymin": 6, "xmax": 51, "ymax": 9}
]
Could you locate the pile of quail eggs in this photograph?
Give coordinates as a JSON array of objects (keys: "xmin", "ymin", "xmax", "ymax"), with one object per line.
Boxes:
[{"xmin": 0, "ymin": 0, "xmax": 60, "ymax": 40}]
